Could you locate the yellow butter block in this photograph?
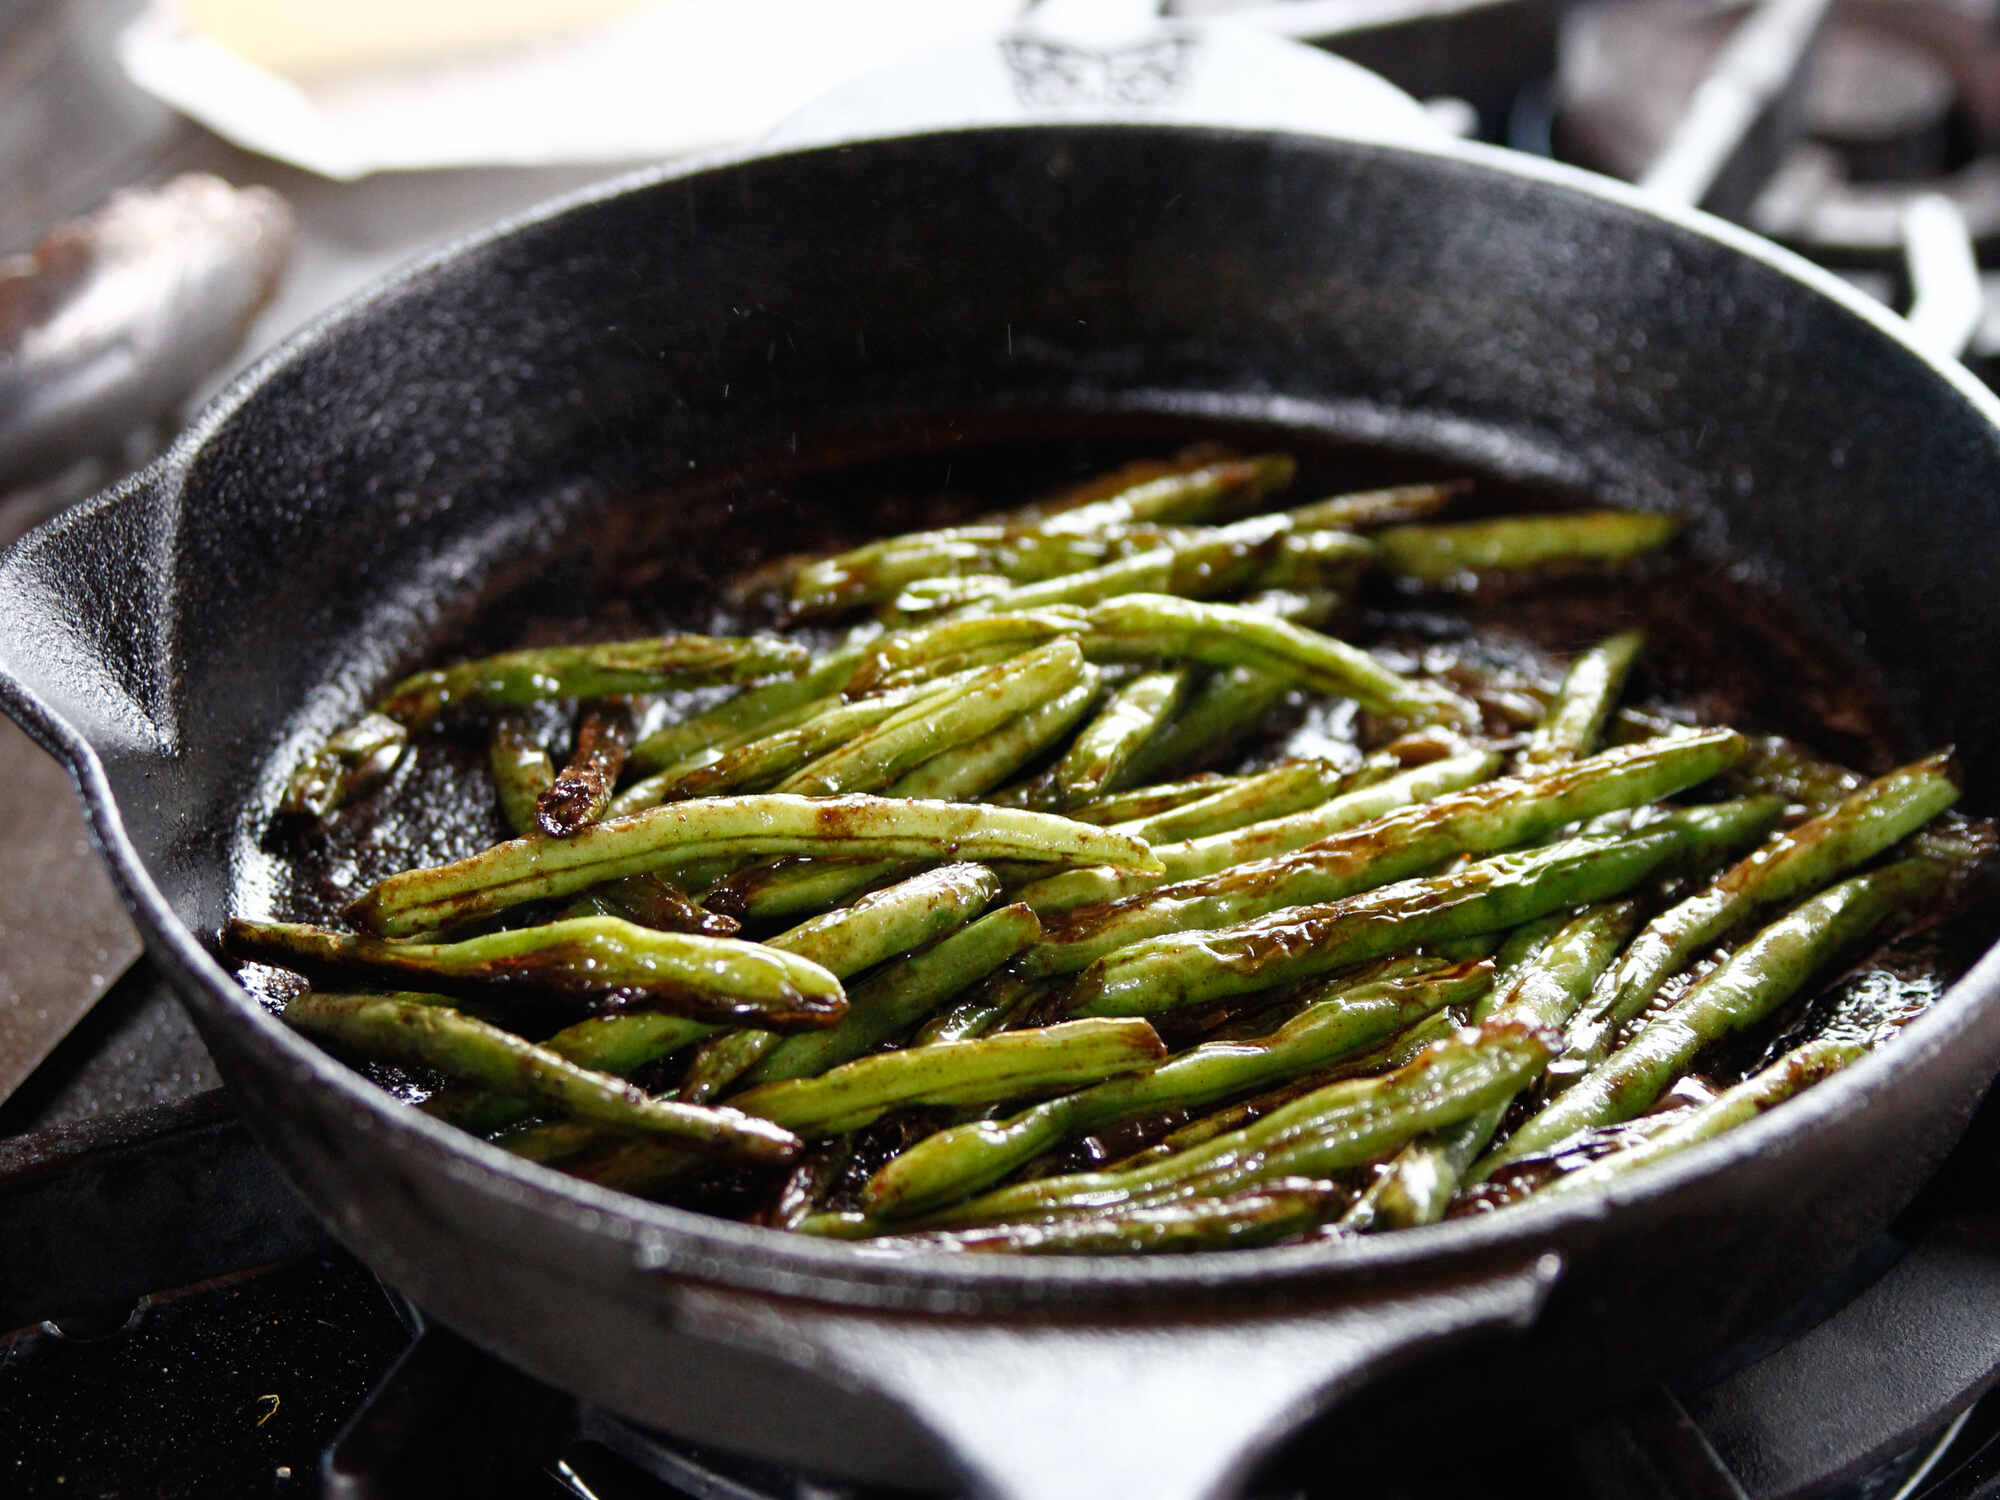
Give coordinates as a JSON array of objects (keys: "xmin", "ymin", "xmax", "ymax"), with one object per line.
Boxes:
[{"xmin": 179, "ymin": 0, "xmax": 652, "ymax": 78}]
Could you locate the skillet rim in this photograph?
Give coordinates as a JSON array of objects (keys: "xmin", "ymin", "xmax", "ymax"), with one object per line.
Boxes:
[{"xmin": 8, "ymin": 120, "xmax": 2000, "ymax": 1310}]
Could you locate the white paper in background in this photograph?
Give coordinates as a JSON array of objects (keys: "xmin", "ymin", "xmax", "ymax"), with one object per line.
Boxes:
[{"xmin": 116, "ymin": 0, "xmax": 1026, "ymax": 180}]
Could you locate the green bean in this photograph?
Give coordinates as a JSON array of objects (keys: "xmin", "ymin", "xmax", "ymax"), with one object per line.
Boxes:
[
  {"xmin": 727, "ymin": 1018, "xmax": 1168, "ymax": 1137},
  {"xmin": 281, "ymin": 714, "xmax": 408, "ymax": 819},
  {"xmin": 844, "ymin": 610, "xmax": 1090, "ymax": 694},
  {"xmin": 1487, "ymin": 859, "xmax": 1943, "ymax": 1171},
  {"xmin": 1081, "ymin": 595, "xmax": 1478, "ymax": 728},
  {"xmin": 536, "ymin": 702, "xmax": 635, "ymax": 836},
  {"xmin": 866, "ymin": 643, "xmax": 1062, "ymax": 696},
  {"xmin": 864, "ymin": 958, "xmax": 1492, "ymax": 1218},
  {"xmin": 426, "ymin": 999, "xmax": 724, "ymax": 1134},
  {"xmin": 678, "ymin": 863, "xmax": 1003, "ymax": 1100},
  {"xmin": 1064, "ymin": 774, "xmax": 1245, "ymax": 827},
  {"xmin": 1054, "ymin": 669, "xmax": 1193, "ymax": 804},
  {"xmin": 1373, "ymin": 511, "xmax": 1682, "ymax": 583},
  {"xmin": 1029, "ymin": 729, "xmax": 1752, "ymax": 976},
  {"xmin": 913, "ymin": 968, "xmax": 1061, "ymax": 1045},
  {"xmin": 1015, "ymin": 749, "xmax": 1500, "ymax": 915},
  {"xmin": 783, "ymin": 642, "xmax": 1085, "ymax": 797},
  {"xmin": 283, "ymin": 991, "xmax": 798, "ymax": 1164},
  {"xmin": 882, "ymin": 574, "xmax": 1017, "ymax": 620},
  {"xmin": 226, "ymin": 914, "xmax": 846, "ymax": 1029},
  {"xmin": 678, "ymin": 1031, "xmax": 785, "ymax": 1104},
  {"xmin": 1346, "ymin": 900, "xmax": 1640, "ymax": 1231},
  {"xmin": 705, "ymin": 857, "xmax": 911, "ymax": 925},
  {"xmin": 1260, "ymin": 531, "xmax": 1373, "ymax": 591},
  {"xmin": 1113, "ymin": 759, "xmax": 1353, "ymax": 844},
  {"xmin": 1520, "ymin": 631, "xmax": 1644, "ymax": 769},
  {"xmin": 888, "ymin": 670, "xmax": 1105, "ymax": 802},
  {"xmin": 586, "ymin": 873, "xmax": 739, "ymax": 937},
  {"xmin": 1532, "ymin": 1035, "xmax": 1872, "ymax": 1201},
  {"xmin": 1283, "ymin": 479, "xmax": 1469, "ymax": 531},
  {"xmin": 1068, "ymin": 799, "xmax": 1781, "ymax": 1020},
  {"xmin": 346, "ymin": 793, "xmax": 1160, "ymax": 937},
  {"xmin": 377, "ymin": 634, "xmax": 808, "ymax": 727},
  {"xmin": 775, "ymin": 862, "xmax": 1002, "ymax": 972},
  {"xmin": 622, "ymin": 641, "xmax": 882, "ymax": 777},
  {"xmin": 788, "ymin": 456, "xmax": 1296, "ymax": 614},
  {"xmin": 1116, "ymin": 968, "xmax": 1469, "ymax": 1170},
  {"xmin": 1562, "ymin": 752, "xmax": 1959, "ymax": 1072},
  {"xmin": 1116, "ymin": 666, "xmax": 1293, "ymax": 786},
  {"xmin": 661, "ymin": 671, "xmax": 976, "ymax": 802},
  {"xmin": 908, "ymin": 1020, "xmax": 1557, "ymax": 1231},
  {"xmin": 1237, "ymin": 587, "xmax": 1345, "ymax": 626},
  {"xmin": 836, "ymin": 527, "xmax": 1182, "ymax": 617},
  {"xmin": 423, "ymin": 981, "xmax": 727, "ymax": 1135},
  {"xmin": 537, "ymin": 1010, "xmax": 721, "ymax": 1076},
  {"xmin": 1002, "ymin": 453, "xmax": 1295, "ymax": 533},
  {"xmin": 976, "ymin": 516, "xmax": 1370, "ymax": 614},
  {"xmin": 705, "ymin": 673, "xmax": 1104, "ymax": 925},
  {"xmin": 488, "ymin": 716, "xmax": 555, "ymax": 836},
  {"xmin": 872, "ymin": 1180, "xmax": 1342, "ymax": 1254},
  {"xmin": 749, "ymin": 905, "xmax": 1044, "ymax": 1084}
]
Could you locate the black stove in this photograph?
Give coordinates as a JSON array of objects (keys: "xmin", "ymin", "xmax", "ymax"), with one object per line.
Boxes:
[{"xmin": 8, "ymin": 2, "xmax": 2000, "ymax": 1497}]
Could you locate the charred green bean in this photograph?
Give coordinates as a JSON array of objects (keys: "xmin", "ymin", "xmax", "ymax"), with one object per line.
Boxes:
[
  {"xmin": 378, "ymin": 634, "xmax": 808, "ymax": 727},
  {"xmin": 284, "ymin": 991, "xmax": 798, "ymax": 1164},
  {"xmin": 227, "ymin": 914, "xmax": 846, "ymax": 1029},
  {"xmin": 346, "ymin": 794, "xmax": 1159, "ymax": 937}
]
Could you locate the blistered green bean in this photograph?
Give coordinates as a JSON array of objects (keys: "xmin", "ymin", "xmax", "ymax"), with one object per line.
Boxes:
[
  {"xmin": 1054, "ymin": 669, "xmax": 1193, "ymax": 804},
  {"xmin": 1562, "ymin": 752, "xmax": 1959, "ymax": 1072},
  {"xmin": 864, "ymin": 959, "xmax": 1492, "ymax": 1218},
  {"xmin": 781, "ymin": 642, "xmax": 1085, "ymax": 796},
  {"xmin": 347, "ymin": 793, "xmax": 1159, "ymax": 937},
  {"xmin": 1029, "ymin": 729, "xmax": 1750, "ymax": 976},
  {"xmin": 1520, "ymin": 632, "xmax": 1644, "ymax": 769},
  {"xmin": 728, "ymin": 1018, "xmax": 1167, "ymax": 1137},
  {"xmin": 282, "ymin": 714, "xmax": 408, "ymax": 819},
  {"xmin": 284, "ymin": 991, "xmax": 798, "ymax": 1164},
  {"xmin": 1373, "ymin": 511, "xmax": 1682, "ymax": 583},
  {"xmin": 227, "ymin": 914, "xmax": 846, "ymax": 1029},
  {"xmin": 1490, "ymin": 859, "xmax": 1943, "ymax": 1170},
  {"xmin": 378, "ymin": 634, "xmax": 808, "ymax": 727},
  {"xmin": 750, "ymin": 904, "xmax": 1044, "ymax": 1084},
  {"xmin": 1082, "ymin": 595, "xmax": 1478, "ymax": 728},
  {"xmin": 1068, "ymin": 800, "xmax": 1779, "ymax": 1020}
]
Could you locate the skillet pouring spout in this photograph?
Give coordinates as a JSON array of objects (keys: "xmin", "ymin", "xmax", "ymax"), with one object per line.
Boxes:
[
  {"xmin": 0, "ymin": 461, "xmax": 184, "ymax": 773},
  {"xmin": 0, "ymin": 459, "xmax": 192, "ymax": 925}
]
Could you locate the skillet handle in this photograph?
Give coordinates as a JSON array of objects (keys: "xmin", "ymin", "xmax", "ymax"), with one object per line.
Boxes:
[{"xmin": 680, "ymin": 1253, "xmax": 1560, "ymax": 1500}]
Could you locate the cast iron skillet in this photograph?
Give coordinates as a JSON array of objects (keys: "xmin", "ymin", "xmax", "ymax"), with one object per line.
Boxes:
[{"xmin": 6, "ymin": 43, "xmax": 2000, "ymax": 1500}]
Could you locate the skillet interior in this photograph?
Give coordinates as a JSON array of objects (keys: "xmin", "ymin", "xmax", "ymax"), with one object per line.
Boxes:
[{"xmin": 6, "ymin": 126, "xmax": 2000, "ymax": 1487}]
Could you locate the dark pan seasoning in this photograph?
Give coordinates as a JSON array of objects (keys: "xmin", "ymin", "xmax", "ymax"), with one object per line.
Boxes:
[{"xmin": 225, "ymin": 424, "xmax": 1996, "ymax": 1252}]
